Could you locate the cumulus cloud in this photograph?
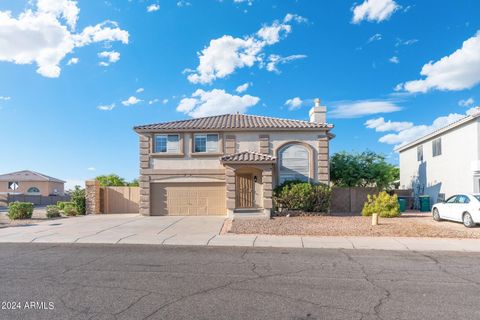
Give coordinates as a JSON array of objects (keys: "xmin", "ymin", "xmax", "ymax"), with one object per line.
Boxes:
[
  {"xmin": 177, "ymin": 89, "xmax": 260, "ymax": 118},
  {"xmin": 284, "ymin": 97, "xmax": 303, "ymax": 110},
  {"xmin": 0, "ymin": 1, "xmax": 129, "ymax": 78},
  {"xmin": 177, "ymin": 1, "xmax": 191, "ymax": 7},
  {"xmin": 235, "ymin": 82, "xmax": 250, "ymax": 93},
  {"xmin": 352, "ymin": 0, "xmax": 399, "ymax": 24},
  {"xmin": 186, "ymin": 14, "xmax": 305, "ymax": 84},
  {"xmin": 458, "ymin": 97, "xmax": 475, "ymax": 107},
  {"xmin": 97, "ymin": 103, "xmax": 115, "ymax": 111},
  {"xmin": 364, "ymin": 117, "xmax": 413, "ymax": 132},
  {"xmin": 67, "ymin": 57, "xmax": 79, "ymax": 65},
  {"xmin": 0, "ymin": 96, "xmax": 11, "ymax": 101},
  {"xmin": 87, "ymin": 167, "xmax": 96, "ymax": 171},
  {"xmin": 98, "ymin": 50, "xmax": 120, "ymax": 66},
  {"xmin": 162, "ymin": 98, "xmax": 169, "ymax": 104},
  {"xmin": 389, "ymin": 56, "xmax": 399, "ymax": 64},
  {"xmin": 398, "ymin": 31, "xmax": 480, "ymax": 93},
  {"xmin": 266, "ymin": 54, "xmax": 307, "ymax": 73},
  {"xmin": 136, "ymin": 88, "xmax": 144, "ymax": 93},
  {"xmin": 147, "ymin": 4, "xmax": 160, "ymax": 12},
  {"xmin": 329, "ymin": 100, "xmax": 401, "ymax": 118},
  {"xmin": 122, "ymin": 96, "xmax": 142, "ymax": 106}
]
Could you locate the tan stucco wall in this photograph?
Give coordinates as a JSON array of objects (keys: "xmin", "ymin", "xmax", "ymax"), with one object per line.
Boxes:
[{"xmin": 0, "ymin": 181, "xmax": 64, "ymax": 196}]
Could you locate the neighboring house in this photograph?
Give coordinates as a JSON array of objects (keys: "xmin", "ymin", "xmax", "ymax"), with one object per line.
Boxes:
[
  {"xmin": 397, "ymin": 107, "xmax": 480, "ymax": 204},
  {"xmin": 0, "ymin": 170, "xmax": 65, "ymax": 196},
  {"xmin": 134, "ymin": 99, "xmax": 334, "ymax": 218}
]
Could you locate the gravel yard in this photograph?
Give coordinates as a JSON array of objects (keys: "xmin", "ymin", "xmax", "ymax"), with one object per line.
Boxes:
[
  {"xmin": 230, "ymin": 212, "xmax": 480, "ymax": 238},
  {"xmin": 0, "ymin": 206, "xmax": 60, "ymax": 228}
]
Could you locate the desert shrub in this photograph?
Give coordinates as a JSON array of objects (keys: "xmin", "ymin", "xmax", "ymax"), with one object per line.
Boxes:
[
  {"xmin": 70, "ymin": 186, "xmax": 86, "ymax": 215},
  {"xmin": 57, "ymin": 201, "xmax": 74, "ymax": 210},
  {"xmin": 7, "ymin": 202, "xmax": 34, "ymax": 220},
  {"xmin": 273, "ymin": 181, "xmax": 332, "ymax": 214},
  {"xmin": 63, "ymin": 204, "xmax": 78, "ymax": 216},
  {"xmin": 46, "ymin": 205, "xmax": 61, "ymax": 218},
  {"xmin": 362, "ymin": 191, "xmax": 400, "ymax": 218}
]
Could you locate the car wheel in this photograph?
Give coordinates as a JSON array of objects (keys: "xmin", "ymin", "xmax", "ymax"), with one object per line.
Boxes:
[
  {"xmin": 432, "ymin": 208, "xmax": 441, "ymax": 221},
  {"xmin": 463, "ymin": 212, "xmax": 475, "ymax": 228}
]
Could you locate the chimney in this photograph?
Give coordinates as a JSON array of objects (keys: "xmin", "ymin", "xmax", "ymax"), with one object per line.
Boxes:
[{"xmin": 309, "ymin": 98, "xmax": 326, "ymax": 123}]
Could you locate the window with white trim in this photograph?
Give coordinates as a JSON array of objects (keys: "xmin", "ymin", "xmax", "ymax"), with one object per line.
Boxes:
[
  {"xmin": 154, "ymin": 134, "xmax": 180, "ymax": 153},
  {"xmin": 194, "ymin": 134, "xmax": 219, "ymax": 153},
  {"xmin": 432, "ymin": 138, "xmax": 442, "ymax": 157},
  {"xmin": 279, "ymin": 144, "xmax": 310, "ymax": 184},
  {"xmin": 417, "ymin": 145, "xmax": 423, "ymax": 161}
]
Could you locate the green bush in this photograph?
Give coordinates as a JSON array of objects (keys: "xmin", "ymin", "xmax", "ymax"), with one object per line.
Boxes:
[
  {"xmin": 70, "ymin": 186, "xmax": 86, "ymax": 215},
  {"xmin": 57, "ymin": 201, "xmax": 74, "ymax": 210},
  {"xmin": 7, "ymin": 202, "xmax": 34, "ymax": 220},
  {"xmin": 63, "ymin": 204, "xmax": 78, "ymax": 216},
  {"xmin": 46, "ymin": 205, "xmax": 61, "ymax": 218},
  {"xmin": 273, "ymin": 180, "xmax": 332, "ymax": 214},
  {"xmin": 362, "ymin": 191, "xmax": 400, "ymax": 218}
]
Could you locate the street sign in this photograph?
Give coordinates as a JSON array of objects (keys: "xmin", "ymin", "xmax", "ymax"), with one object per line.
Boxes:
[{"xmin": 8, "ymin": 181, "xmax": 18, "ymax": 191}]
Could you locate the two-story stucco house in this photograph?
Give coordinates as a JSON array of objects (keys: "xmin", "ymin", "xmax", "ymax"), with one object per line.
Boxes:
[
  {"xmin": 397, "ymin": 108, "xmax": 480, "ymax": 204},
  {"xmin": 133, "ymin": 99, "xmax": 334, "ymax": 218}
]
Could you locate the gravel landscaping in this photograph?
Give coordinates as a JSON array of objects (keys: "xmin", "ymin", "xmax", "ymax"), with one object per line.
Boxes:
[
  {"xmin": 230, "ymin": 212, "xmax": 480, "ymax": 238},
  {"xmin": 0, "ymin": 206, "xmax": 65, "ymax": 228}
]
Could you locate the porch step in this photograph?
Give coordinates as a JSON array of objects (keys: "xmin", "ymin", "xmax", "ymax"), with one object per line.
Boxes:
[{"xmin": 233, "ymin": 208, "xmax": 266, "ymax": 219}]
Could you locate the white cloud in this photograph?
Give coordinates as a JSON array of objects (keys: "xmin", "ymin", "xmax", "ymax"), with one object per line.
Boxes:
[
  {"xmin": 364, "ymin": 117, "xmax": 413, "ymax": 132},
  {"xmin": 235, "ymin": 82, "xmax": 250, "ymax": 93},
  {"xmin": 177, "ymin": 89, "xmax": 260, "ymax": 118},
  {"xmin": 398, "ymin": 31, "xmax": 480, "ymax": 93},
  {"xmin": 389, "ymin": 56, "xmax": 399, "ymax": 64},
  {"xmin": 284, "ymin": 97, "xmax": 303, "ymax": 110},
  {"xmin": 122, "ymin": 96, "xmax": 142, "ymax": 106},
  {"xmin": 147, "ymin": 4, "xmax": 160, "ymax": 12},
  {"xmin": 87, "ymin": 167, "xmax": 96, "ymax": 171},
  {"xmin": 67, "ymin": 57, "xmax": 78, "ymax": 65},
  {"xmin": 98, "ymin": 50, "xmax": 120, "ymax": 66},
  {"xmin": 376, "ymin": 113, "xmax": 466, "ymax": 146},
  {"xmin": 395, "ymin": 38, "xmax": 418, "ymax": 47},
  {"xmin": 177, "ymin": 1, "xmax": 191, "ymax": 7},
  {"xmin": 186, "ymin": 14, "xmax": 305, "ymax": 84},
  {"xmin": 330, "ymin": 99, "xmax": 401, "ymax": 118},
  {"xmin": 162, "ymin": 98, "xmax": 169, "ymax": 104},
  {"xmin": 97, "ymin": 103, "xmax": 115, "ymax": 111},
  {"xmin": 148, "ymin": 98, "xmax": 159, "ymax": 105},
  {"xmin": 0, "ymin": 96, "xmax": 11, "ymax": 101},
  {"xmin": 266, "ymin": 54, "xmax": 307, "ymax": 73},
  {"xmin": 136, "ymin": 88, "xmax": 144, "ymax": 93},
  {"xmin": 368, "ymin": 33, "xmax": 382, "ymax": 43},
  {"xmin": 233, "ymin": 0, "xmax": 254, "ymax": 5},
  {"xmin": 0, "ymin": 1, "xmax": 128, "ymax": 78},
  {"xmin": 352, "ymin": 0, "xmax": 399, "ymax": 24},
  {"xmin": 458, "ymin": 97, "xmax": 475, "ymax": 107}
]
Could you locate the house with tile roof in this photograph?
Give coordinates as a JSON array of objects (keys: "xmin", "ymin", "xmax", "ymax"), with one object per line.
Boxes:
[
  {"xmin": 0, "ymin": 170, "xmax": 65, "ymax": 196},
  {"xmin": 396, "ymin": 107, "xmax": 480, "ymax": 205},
  {"xmin": 134, "ymin": 99, "xmax": 334, "ymax": 218}
]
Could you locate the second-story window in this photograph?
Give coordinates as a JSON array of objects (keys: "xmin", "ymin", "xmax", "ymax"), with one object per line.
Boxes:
[
  {"xmin": 417, "ymin": 145, "xmax": 423, "ymax": 161},
  {"xmin": 194, "ymin": 134, "xmax": 218, "ymax": 153},
  {"xmin": 154, "ymin": 134, "xmax": 180, "ymax": 153},
  {"xmin": 432, "ymin": 138, "xmax": 442, "ymax": 157}
]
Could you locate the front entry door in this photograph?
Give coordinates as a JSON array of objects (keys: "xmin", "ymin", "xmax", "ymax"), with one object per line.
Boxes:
[{"xmin": 236, "ymin": 174, "xmax": 254, "ymax": 208}]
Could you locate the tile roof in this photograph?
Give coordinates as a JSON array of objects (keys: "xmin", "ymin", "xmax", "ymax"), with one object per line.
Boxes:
[
  {"xmin": 0, "ymin": 170, "xmax": 65, "ymax": 183},
  {"xmin": 220, "ymin": 151, "xmax": 277, "ymax": 163},
  {"xmin": 134, "ymin": 113, "xmax": 333, "ymax": 132}
]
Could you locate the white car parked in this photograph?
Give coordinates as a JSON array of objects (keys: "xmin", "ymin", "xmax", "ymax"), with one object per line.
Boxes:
[{"xmin": 432, "ymin": 194, "xmax": 480, "ymax": 228}]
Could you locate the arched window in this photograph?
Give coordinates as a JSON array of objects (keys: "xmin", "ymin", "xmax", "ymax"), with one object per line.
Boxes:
[
  {"xmin": 27, "ymin": 187, "xmax": 40, "ymax": 193},
  {"xmin": 278, "ymin": 144, "xmax": 310, "ymax": 184}
]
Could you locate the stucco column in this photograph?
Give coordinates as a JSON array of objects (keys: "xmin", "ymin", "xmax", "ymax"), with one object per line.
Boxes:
[
  {"xmin": 85, "ymin": 180, "xmax": 100, "ymax": 215},
  {"xmin": 139, "ymin": 134, "xmax": 151, "ymax": 215},
  {"xmin": 318, "ymin": 134, "xmax": 330, "ymax": 184},
  {"xmin": 225, "ymin": 166, "xmax": 236, "ymax": 217},
  {"xmin": 262, "ymin": 166, "xmax": 273, "ymax": 217}
]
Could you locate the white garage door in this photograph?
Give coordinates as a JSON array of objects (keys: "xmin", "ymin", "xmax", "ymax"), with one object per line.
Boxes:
[{"xmin": 150, "ymin": 182, "xmax": 226, "ymax": 216}]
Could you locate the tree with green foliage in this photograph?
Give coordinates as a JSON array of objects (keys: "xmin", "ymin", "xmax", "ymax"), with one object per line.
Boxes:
[
  {"xmin": 96, "ymin": 174, "xmax": 127, "ymax": 186},
  {"xmin": 128, "ymin": 178, "xmax": 139, "ymax": 187},
  {"xmin": 70, "ymin": 185, "xmax": 86, "ymax": 215},
  {"xmin": 330, "ymin": 151, "xmax": 399, "ymax": 190}
]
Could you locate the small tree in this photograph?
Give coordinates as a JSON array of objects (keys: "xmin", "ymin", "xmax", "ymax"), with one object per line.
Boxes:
[
  {"xmin": 128, "ymin": 179, "xmax": 139, "ymax": 187},
  {"xmin": 96, "ymin": 174, "xmax": 127, "ymax": 187},
  {"xmin": 70, "ymin": 185, "xmax": 86, "ymax": 215},
  {"xmin": 330, "ymin": 151, "xmax": 399, "ymax": 190}
]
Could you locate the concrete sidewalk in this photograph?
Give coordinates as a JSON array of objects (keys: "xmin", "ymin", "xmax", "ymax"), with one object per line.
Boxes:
[{"xmin": 1, "ymin": 214, "xmax": 480, "ymax": 251}]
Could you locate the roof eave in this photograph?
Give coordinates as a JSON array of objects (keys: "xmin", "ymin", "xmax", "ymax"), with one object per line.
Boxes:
[{"xmin": 133, "ymin": 125, "xmax": 333, "ymax": 133}]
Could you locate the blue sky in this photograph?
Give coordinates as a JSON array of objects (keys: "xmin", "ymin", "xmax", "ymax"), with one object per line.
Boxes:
[{"xmin": 0, "ymin": 0, "xmax": 479, "ymax": 188}]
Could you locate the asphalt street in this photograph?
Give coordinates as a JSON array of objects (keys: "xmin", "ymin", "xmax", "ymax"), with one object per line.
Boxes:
[{"xmin": 1, "ymin": 243, "xmax": 480, "ymax": 320}]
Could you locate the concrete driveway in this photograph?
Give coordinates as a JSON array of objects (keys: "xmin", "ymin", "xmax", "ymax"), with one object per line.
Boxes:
[{"xmin": 0, "ymin": 214, "xmax": 226, "ymax": 245}]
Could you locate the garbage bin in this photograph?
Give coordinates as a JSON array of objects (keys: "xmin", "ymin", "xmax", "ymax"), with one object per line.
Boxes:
[
  {"xmin": 398, "ymin": 198, "xmax": 406, "ymax": 212},
  {"xmin": 419, "ymin": 195, "xmax": 431, "ymax": 212}
]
